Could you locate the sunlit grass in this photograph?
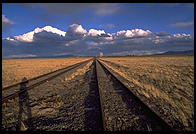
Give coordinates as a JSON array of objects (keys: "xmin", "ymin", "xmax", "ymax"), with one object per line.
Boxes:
[
  {"xmin": 2, "ymin": 57, "xmax": 91, "ymax": 87},
  {"xmin": 101, "ymin": 55, "xmax": 194, "ymax": 130}
]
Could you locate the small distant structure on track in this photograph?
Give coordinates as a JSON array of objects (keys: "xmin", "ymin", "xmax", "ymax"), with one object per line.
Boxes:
[{"xmin": 100, "ymin": 52, "xmax": 103, "ymax": 57}]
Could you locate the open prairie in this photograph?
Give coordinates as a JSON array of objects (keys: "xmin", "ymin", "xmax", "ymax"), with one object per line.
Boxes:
[
  {"xmin": 100, "ymin": 55, "xmax": 194, "ymax": 130},
  {"xmin": 2, "ymin": 59, "xmax": 94, "ymax": 130},
  {"xmin": 2, "ymin": 57, "xmax": 91, "ymax": 88},
  {"xmin": 2, "ymin": 55, "xmax": 194, "ymax": 130}
]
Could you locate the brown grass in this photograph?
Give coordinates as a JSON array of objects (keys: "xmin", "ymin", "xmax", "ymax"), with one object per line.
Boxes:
[
  {"xmin": 65, "ymin": 60, "xmax": 93, "ymax": 81},
  {"xmin": 100, "ymin": 55, "xmax": 194, "ymax": 130},
  {"xmin": 2, "ymin": 57, "xmax": 93, "ymax": 130},
  {"xmin": 2, "ymin": 57, "xmax": 91, "ymax": 87}
]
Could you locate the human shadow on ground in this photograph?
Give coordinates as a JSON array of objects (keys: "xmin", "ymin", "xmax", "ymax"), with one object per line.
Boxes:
[{"xmin": 83, "ymin": 60, "xmax": 103, "ymax": 131}]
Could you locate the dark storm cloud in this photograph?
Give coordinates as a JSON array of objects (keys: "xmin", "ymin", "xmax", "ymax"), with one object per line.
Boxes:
[
  {"xmin": 155, "ymin": 32, "xmax": 170, "ymax": 36},
  {"xmin": 64, "ymin": 24, "xmax": 87, "ymax": 41},
  {"xmin": 2, "ymin": 24, "xmax": 194, "ymax": 57},
  {"xmin": 33, "ymin": 31, "xmax": 65, "ymax": 42}
]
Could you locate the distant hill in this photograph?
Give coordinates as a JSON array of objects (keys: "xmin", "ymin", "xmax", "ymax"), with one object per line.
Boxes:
[
  {"xmin": 36, "ymin": 54, "xmax": 75, "ymax": 58},
  {"xmin": 4, "ymin": 54, "xmax": 76, "ymax": 59},
  {"xmin": 154, "ymin": 50, "xmax": 194, "ymax": 56}
]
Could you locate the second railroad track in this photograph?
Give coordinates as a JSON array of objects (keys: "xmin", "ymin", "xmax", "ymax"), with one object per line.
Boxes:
[
  {"xmin": 95, "ymin": 59, "xmax": 174, "ymax": 131},
  {"xmin": 2, "ymin": 59, "xmax": 92, "ymax": 103}
]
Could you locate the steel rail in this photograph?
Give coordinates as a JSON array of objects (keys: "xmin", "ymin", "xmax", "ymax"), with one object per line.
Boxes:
[
  {"xmin": 94, "ymin": 59, "xmax": 107, "ymax": 131},
  {"xmin": 2, "ymin": 59, "xmax": 92, "ymax": 103},
  {"xmin": 2, "ymin": 59, "xmax": 92, "ymax": 91},
  {"xmin": 97, "ymin": 59, "xmax": 174, "ymax": 131}
]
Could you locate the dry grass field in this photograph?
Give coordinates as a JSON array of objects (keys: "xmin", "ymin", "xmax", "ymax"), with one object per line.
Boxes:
[
  {"xmin": 100, "ymin": 55, "xmax": 194, "ymax": 130},
  {"xmin": 2, "ymin": 60, "xmax": 94, "ymax": 130},
  {"xmin": 2, "ymin": 57, "xmax": 91, "ymax": 88}
]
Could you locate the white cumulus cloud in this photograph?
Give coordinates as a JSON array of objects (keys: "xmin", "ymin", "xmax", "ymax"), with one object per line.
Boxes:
[
  {"xmin": 65, "ymin": 24, "xmax": 87, "ymax": 41},
  {"xmin": 125, "ymin": 29, "xmax": 152, "ymax": 37},
  {"xmin": 2, "ymin": 24, "xmax": 194, "ymax": 57},
  {"xmin": 41, "ymin": 26, "xmax": 66, "ymax": 36},
  {"xmin": 173, "ymin": 33, "xmax": 191, "ymax": 38},
  {"xmin": 69, "ymin": 24, "xmax": 87, "ymax": 34},
  {"xmin": 88, "ymin": 29, "xmax": 105, "ymax": 36},
  {"xmin": 114, "ymin": 29, "xmax": 152, "ymax": 39},
  {"xmin": 14, "ymin": 31, "xmax": 35, "ymax": 42},
  {"xmin": 6, "ymin": 25, "xmax": 66, "ymax": 42}
]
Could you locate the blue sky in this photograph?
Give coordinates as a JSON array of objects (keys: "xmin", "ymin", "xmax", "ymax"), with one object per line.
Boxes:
[
  {"xmin": 2, "ymin": 3, "xmax": 194, "ymax": 38},
  {"xmin": 2, "ymin": 3, "xmax": 194, "ymax": 57}
]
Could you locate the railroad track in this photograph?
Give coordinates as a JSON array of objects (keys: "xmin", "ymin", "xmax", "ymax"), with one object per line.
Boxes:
[
  {"xmin": 2, "ymin": 57, "xmax": 175, "ymax": 131},
  {"xmin": 2, "ymin": 59, "xmax": 92, "ymax": 104},
  {"xmin": 95, "ymin": 59, "xmax": 174, "ymax": 131}
]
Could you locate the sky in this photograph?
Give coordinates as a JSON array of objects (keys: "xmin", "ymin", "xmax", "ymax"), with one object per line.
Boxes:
[{"xmin": 2, "ymin": 3, "xmax": 194, "ymax": 57}]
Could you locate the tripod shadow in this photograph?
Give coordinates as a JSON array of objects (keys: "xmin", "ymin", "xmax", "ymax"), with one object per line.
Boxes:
[{"xmin": 17, "ymin": 77, "xmax": 32, "ymax": 131}]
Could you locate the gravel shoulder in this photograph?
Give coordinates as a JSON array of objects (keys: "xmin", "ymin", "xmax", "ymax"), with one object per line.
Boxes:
[
  {"xmin": 99, "ymin": 56, "xmax": 194, "ymax": 131},
  {"xmin": 96, "ymin": 60, "xmax": 168, "ymax": 131},
  {"xmin": 2, "ymin": 60, "xmax": 102, "ymax": 131}
]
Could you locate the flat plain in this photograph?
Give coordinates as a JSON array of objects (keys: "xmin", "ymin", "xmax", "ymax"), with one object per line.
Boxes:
[
  {"xmin": 2, "ymin": 59, "xmax": 94, "ymax": 130},
  {"xmin": 100, "ymin": 55, "xmax": 194, "ymax": 130},
  {"xmin": 2, "ymin": 55, "xmax": 194, "ymax": 130},
  {"xmin": 2, "ymin": 57, "xmax": 91, "ymax": 88}
]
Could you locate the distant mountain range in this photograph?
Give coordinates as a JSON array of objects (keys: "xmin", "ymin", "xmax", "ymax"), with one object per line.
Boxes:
[
  {"xmin": 154, "ymin": 50, "xmax": 194, "ymax": 55},
  {"xmin": 36, "ymin": 54, "xmax": 75, "ymax": 58},
  {"xmin": 4, "ymin": 54, "xmax": 76, "ymax": 59},
  {"xmin": 3, "ymin": 50, "xmax": 194, "ymax": 59}
]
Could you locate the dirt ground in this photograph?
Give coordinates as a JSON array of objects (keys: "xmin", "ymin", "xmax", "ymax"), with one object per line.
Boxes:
[
  {"xmin": 2, "ymin": 56, "xmax": 194, "ymax": 131},
  {"xmin": 2, "ymin": 57, "xmax": 91, "ymax": 87},
  {"xmin": 2, "ymin": 60, "xmax": 104, "ymax": 130}
]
